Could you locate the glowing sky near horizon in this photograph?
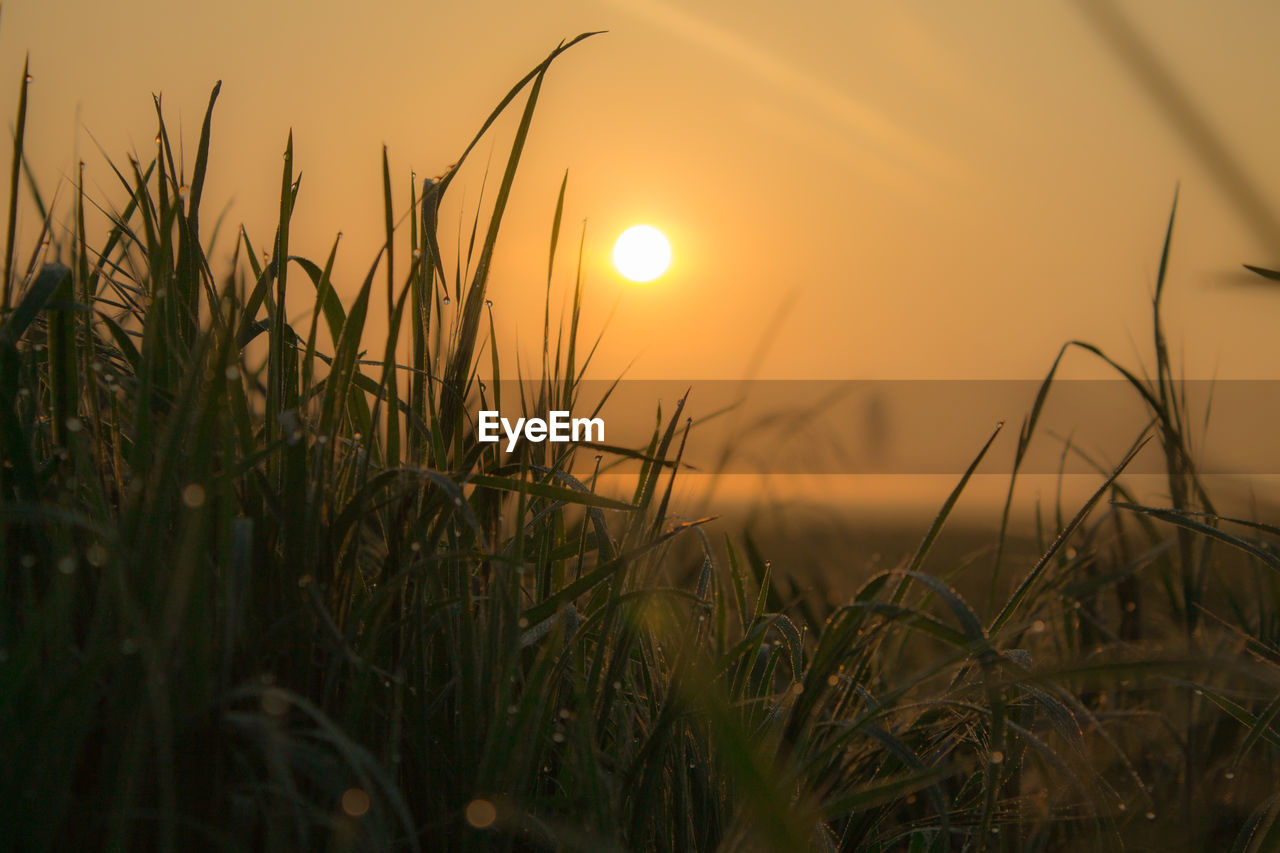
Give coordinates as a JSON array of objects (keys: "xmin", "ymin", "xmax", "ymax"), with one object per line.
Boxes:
[{"xmin": 4, "ymin": 0, "xmax": 1280, "ymax": 383}]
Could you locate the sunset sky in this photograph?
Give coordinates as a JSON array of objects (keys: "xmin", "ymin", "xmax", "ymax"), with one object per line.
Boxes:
[{"xmin": 5, "ymin": 0, "xmax": 1280, "ymax": 387}]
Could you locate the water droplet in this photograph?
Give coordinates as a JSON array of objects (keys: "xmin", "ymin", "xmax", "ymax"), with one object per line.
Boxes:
[
  {"xmin": 551, "ymin": 732, "xmax": 565, "ymax": 743},
  {"xmin": 442, "ymin": 296, "xmax": 451, "ymax": 305},
  {"xmin": 260, "ymin": 687, "xmax": 289, "ymax": 715},
  {"xmin": 65, "ymin": 417, "xmax": 83, "ymax": 433},
  {"xmin": 410, "ymin": 542, "xmax": 421, "ymax": 552},
  {"xmin": 182, "ymin": 483, "xmax": 206, "ymax": 508},
  {"xmin": 224, "ymin": 366, "xmax": 240, "ymax": 380},
  {"xmin": 412, "ymin": 249, "xmax": 422, "ymax": 258},
  {"xmin": 989, "ymin": 750, "xmax": 1005, "ymax": 765},
  {"xmin": 57, "ymin": 555, "xmax": 76, "ymax": 575},
  {"xmin": 25, "ymin": 74, "xmax": 32, "ymax": 83},
  {"xmin": 154, "ymin": 135, "xmax": 161, "ymax": 145},
  {"xmin": 517, "ymin": 618, "xmax": 529, "ymax": 629},
  {"xmin": 612, "ymin": 681, "xmax": 621, "ymax": 690},
  {"xmin": 1117, "ymin": 802, "xmax": 1127, "ymax": 812},
  {"xmin": 1145, "ymin": 811, "xmax": 1155, "ymax": 821},
  {"xmin": 86, "ymin": 543, "xmax": 108, "ymax": 566},
  {"xmin": 485, "ymin": 299, "xmax": 493, "ymax": 308},
  {"xmin": 465, "ymin": 798, "xmax": 497, "ymax": 829},
  {"xmin": 341, "ymin": 787, "xmax": 370, "ymax": 817},
  {"xmin": 1030, "ymin": 620, "xmax": 1046, "ymax": 634},
  {"xmin": 1225, "ymin": 771, "xmax": 1236, "ymax": 781}
]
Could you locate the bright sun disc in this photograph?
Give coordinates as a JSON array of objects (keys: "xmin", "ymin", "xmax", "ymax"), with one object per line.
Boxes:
[{"xmin": 612, "ymin": 225, "xmax": 671, "ymax": 282}]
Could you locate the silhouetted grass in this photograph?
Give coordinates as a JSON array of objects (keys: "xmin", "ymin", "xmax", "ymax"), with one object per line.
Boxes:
[{"xmin": 3, "ymin": 33, "xmax": 1280, "ymax": 853}]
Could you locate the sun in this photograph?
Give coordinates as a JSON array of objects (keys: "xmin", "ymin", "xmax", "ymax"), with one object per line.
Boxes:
[{"xmin": 612, "ymin": 225, "xmax": 672, "ymax": 282}]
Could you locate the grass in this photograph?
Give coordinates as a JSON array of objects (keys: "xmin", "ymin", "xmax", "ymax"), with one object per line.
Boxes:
[{"xmin": 3, "ymin": 32, "xmax": 1280, "ymax": 852}]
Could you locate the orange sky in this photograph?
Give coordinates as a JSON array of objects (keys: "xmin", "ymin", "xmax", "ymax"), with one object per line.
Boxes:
[{"xmin": 5, "ymin": 0, "xmax": 1280, "ymax": 386}]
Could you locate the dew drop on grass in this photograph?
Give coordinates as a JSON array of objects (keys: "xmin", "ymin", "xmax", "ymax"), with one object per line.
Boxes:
[
  {"xmin": 990, "ymin": 750, "xmax": 1005, "ymax": 765},
  {"xmin": 465, "ymin": 798, "xmax": 497, "ymax": 829},
  {"xmin": 260, "ymin": 687, "xmax": 289, "ymax": 716},
  {"xmin": 485, "ymin": 299, "xmax": 493, "ymax": 308},
  {"xmin": 57, "ymin": 555, "xmax": 76, "ymax": 575},
  {"xmin": 506, "ymin": 705, "xmax": 517, "ymax": 715},
  {"xmin": 225, "ymin": 366, "xmax": 240, "ymax": 380},
  {"xmin": 86, "ymin": 543, "xmax": 107, "ymax": 566},
  {"xmin": 442, "ymin": 296, "xmax": 451, "ymax": 305},
  {"xmin": 341, "ymin": 787, "xmax": 370, "ymax": 818},
  {"xmin": 182, "ymin": 484, "xmax": 206, "ymax": 508},
  {"xmin": 1225, "ymin": 771, "xmax": 1236, "ymax": 780},
  {"xmin": 517, "ymin": 618, "xmax": 528, "ymax": 629},
  {"xmin": 552, "ymin": 732, "xmax": 565, "ymax": 743},
  {"xmin": 1118, "ymin": 802, "xmax": 1126, "ymax": 812}
]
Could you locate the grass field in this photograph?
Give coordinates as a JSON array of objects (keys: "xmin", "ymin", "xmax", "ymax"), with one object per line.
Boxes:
[{"xmin": 4, "ymin": 35, "xmax": 1280, "ymax": 852}]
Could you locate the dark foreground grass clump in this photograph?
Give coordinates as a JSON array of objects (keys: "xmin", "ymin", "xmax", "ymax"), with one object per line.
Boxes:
[{"xmin": 3, "ymin": 35, "xmax": 1280, "ymax": 853}]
